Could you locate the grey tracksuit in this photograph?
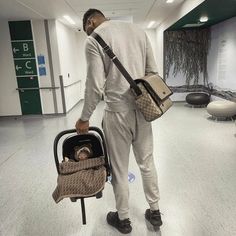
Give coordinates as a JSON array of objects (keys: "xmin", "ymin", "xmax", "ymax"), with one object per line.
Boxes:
[{"xmin": 80, "ymin": 20, "xmax": 160, "ymax": 220}]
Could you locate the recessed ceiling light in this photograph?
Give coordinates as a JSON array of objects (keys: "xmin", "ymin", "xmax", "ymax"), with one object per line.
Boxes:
[
  {"xmin": 63, "ymin": 15, "xmax": 76, "ymax": 25},
  {"xmin": 199, "ymin": 16, "xmax": 208, "ymax": 22},
  {"xmin": 166, "ymin": 0, "xmax": 174, "ymax": 3},
  {"xmin": 147, "ymin": 21, "xmax": 156, "ymax": 28}
]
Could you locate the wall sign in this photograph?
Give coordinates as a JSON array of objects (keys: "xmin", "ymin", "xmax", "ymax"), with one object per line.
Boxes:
[
  {"xmin": 11, "ymin": 41, "xmax": 35, "ymax": 58},
  {"xmin": 14, "ymin": 59, "xmax": 37, "ymax": 76},
  {"xmin": 8, "ymin": 20, "xmax": 42, "ymax": 115}
]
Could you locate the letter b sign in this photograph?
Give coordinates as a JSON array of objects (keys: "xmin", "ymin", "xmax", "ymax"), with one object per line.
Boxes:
[{"xmin": 23, "ymin": 43, "xmax": 29, "ymax": 52}]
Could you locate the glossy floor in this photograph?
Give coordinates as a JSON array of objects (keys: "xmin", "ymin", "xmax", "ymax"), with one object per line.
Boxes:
[{"xmin": 0, "ymin": 102, "xmax": 236, "ymax": 236}]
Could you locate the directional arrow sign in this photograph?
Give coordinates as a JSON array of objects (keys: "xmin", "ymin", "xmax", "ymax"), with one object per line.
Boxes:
[
  {"xmin": 13, "ymin": 48, "xmax": 19, "ymax": 54},
  {"xmin": 11, "ymin": 41, "xmax": 35, "ymax": 58},
  {"xmin": 15, "ymin": 65, "xmax": 22, "ymax": 71},
  {"xmin": 14, "ymin": 59, "xmax": 37, "ymax": 76}
]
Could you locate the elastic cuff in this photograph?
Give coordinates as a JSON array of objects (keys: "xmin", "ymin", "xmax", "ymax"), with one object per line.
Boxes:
[
  {"xmin": 149, "ymin": 202, "xmax": 159, "ymax": 211},
  {"xmin": 118, "ymin": 211, "xmax": 130, "ymax": 220}
]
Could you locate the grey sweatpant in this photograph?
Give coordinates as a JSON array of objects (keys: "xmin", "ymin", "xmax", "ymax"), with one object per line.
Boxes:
[{"xmin": 102, "ymin": 108, "xmax": 160, "ymax": 220}]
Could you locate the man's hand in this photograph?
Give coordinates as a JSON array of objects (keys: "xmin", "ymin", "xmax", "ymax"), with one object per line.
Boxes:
[{"xmin": 75, "ymin": 119, "xmax": 89, "ymax": 134}]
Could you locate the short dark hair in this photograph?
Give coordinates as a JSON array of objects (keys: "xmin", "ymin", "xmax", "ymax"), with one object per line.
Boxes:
[{"xmin": 83, "ymin": 9, "xmax": 105, "ymax": 32}]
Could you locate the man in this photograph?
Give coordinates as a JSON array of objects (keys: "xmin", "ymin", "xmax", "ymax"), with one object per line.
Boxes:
[{"xmin": 75, "ymin": 9, "xmax": 162, "ymax": 234}]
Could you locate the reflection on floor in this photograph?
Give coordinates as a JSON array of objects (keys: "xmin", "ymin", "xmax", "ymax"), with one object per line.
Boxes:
[{"xmin": 0, "ymin": 102, "xmax": 236, "ymax": 236}]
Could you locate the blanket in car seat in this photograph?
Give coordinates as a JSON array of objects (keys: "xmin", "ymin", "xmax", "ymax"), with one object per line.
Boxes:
[{"xmin": 52, "ymin": 157, "xmax": 106, "ymax": 203}]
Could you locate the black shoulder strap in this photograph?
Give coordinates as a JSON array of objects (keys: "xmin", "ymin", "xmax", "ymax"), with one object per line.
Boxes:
[{"xmin": 91, "ymin": 32, "xmax": 142, "ymax": 96}]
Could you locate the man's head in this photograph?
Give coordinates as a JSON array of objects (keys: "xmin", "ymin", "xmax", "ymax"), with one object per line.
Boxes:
[{"xmin": 83, "ymin": 9, "xmax": 107, "ymax": 36}]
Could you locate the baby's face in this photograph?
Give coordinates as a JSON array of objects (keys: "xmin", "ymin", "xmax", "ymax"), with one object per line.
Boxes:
[
  {"xmin": 74, "ymin": 146, "xmax": 91, "ymax": 161},
  {"xmin": 78, "ymin": 151, "xmax": 89, "ymax": 160}
]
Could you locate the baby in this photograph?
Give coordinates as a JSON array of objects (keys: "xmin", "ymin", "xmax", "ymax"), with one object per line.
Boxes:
[
  {"xmin": 64, "ymin": 144, "xmax": 93, "ymax": 162},
  {"xmin": 74, "ymin": 145, "xmax": 93, "ymax": 161}
]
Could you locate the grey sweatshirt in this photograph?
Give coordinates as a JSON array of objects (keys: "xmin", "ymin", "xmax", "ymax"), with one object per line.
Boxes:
[{"xmin": 80, "ymin": 20, "xmax": 158, "ymax": 121}]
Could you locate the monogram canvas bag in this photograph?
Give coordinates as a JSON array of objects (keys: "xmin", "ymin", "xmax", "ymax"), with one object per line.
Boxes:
[
  {"xmin": 134, "ymin": 74, "xmax": 173, "ymax": 121},
  {"xmin": 92, "ymin": 33, "xmax": 173, "ymax": 122}
]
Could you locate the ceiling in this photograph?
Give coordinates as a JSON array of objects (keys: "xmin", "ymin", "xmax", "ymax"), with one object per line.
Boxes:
[
  {"xmin": 0, "ymin": 0, "xmax": 185, "ymax": 29},
  {"xmin": 168, "ymin": 0, "xmax": 236, "ymax": 30},
  {"xmin": 2, "ymin": 0, "xmax": 235, "ymax": 31}
]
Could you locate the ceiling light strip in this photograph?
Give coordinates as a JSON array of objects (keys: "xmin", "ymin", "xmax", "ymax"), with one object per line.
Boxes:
[
  {"xmin": 63, "ymin": 15, "xmax": 76, "ymax": 25},
  {"xmin": 148, "ymin": 21, "xmax": 156, "ymax": 28}
]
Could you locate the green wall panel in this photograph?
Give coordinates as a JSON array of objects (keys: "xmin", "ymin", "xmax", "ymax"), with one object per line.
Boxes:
[
  {"xmin": 8, "ymin": 21, "xmax": 33, "ymax": 40},
  {"xmin": 9, "ymin": 20, "xmax": 42, "ymax": 115},
  {"xmin": 17, "ymin": 77, "xmax": 39, "ymax": 88}
]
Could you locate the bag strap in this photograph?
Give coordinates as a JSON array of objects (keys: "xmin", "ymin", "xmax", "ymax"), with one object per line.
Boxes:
[{"xmin": 91, "ymin": 32, "xmax": 142, "ymax": 96}]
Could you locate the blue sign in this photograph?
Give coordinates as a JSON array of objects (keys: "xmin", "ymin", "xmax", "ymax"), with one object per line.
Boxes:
[
  {"xmin": 37, "ymin": 55, "xmax": 45, "ymax": 65},
  {"xmin": 39, "ymin": 67, "xmax": 46, "ymax": 76}
]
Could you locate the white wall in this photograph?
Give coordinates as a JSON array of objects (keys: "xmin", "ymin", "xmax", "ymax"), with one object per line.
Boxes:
[
  {"xmin": 32, "ymin": 20, "xmax": 56, "ymax": 114},
  {"xmin": 207, "ymin": 17, "xmax": 236, "ymax": 91},
  {"xmin": 0, "ymin": 20, "xmax": 21, "ymax": 116},
  {"xmin": 145, "ymin": 29, "xmax": 158, "ymax": 64},
  {"xmin": 47, "ymin": 20, "xmax": 63, "ymax": 114},
  {"xmin": 76, "ymin": 32, "xmax": 87, "ymax": 97},
  {"xmin": 55, "ymin": 21, "xmax": 87, "ymax": 112}
]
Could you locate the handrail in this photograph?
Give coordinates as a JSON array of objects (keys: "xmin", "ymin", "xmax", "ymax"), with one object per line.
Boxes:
[
  {"xmin": 39, "ymin": 86, "xmax": 60, "ymax": 90},
  {"xmin": 16, "ymin": 86, "xmax": 60, "ymax": 91},
  {"xmin": 16, "ymin": 81, "xmax": 81, "ymax": 91},
  {"xmin": 63, "ymin": 80, "xmax": 81, "ymax": 88},
  {"xmin": 16, "ymin": 76, "xmax": 82, "ymax": 115}
]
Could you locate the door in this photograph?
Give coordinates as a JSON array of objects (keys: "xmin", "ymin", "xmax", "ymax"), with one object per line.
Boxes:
[{"xmin": 17, "ymin": 77, "xmax": 42, "ymax": 115}]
